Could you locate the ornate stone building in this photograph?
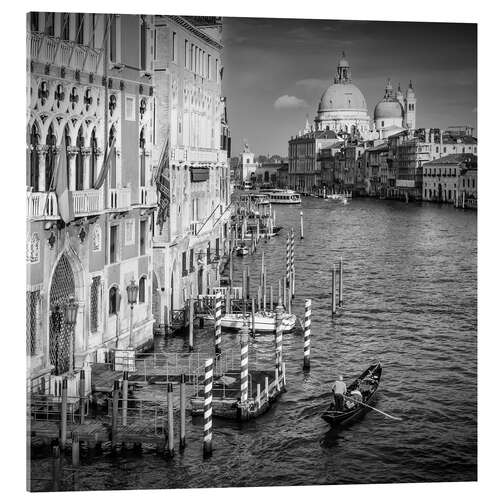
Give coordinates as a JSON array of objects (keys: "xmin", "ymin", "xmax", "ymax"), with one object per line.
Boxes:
[
  {"xmin": 152, "ymin": 16, "xmax": 231, "ymax": 329},
  {"xmin": 27, "ymin": 12, "xmax": 157, "ymax": 386}
]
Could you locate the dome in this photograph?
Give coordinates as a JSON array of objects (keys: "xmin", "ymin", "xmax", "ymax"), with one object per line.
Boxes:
[
  {"xmin": 318, "ymin": 83, "xmax": 368, "ymax": 113},
  {"xmin": 374, "ymin": 99, "xmax": 404, "ymax": 120}
]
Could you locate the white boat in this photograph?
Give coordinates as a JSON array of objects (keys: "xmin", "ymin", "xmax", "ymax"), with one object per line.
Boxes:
[
  {"xmin": 260, "ymin": 189, "xmax": 301, "ymax": 204},
  {"xmin": 221, "ymin": 311, "xmax": 296, "ymax": 332},
  {"xmin": 235, "ymin": 244, "xmax": 249, "ymax": 256},
  {"xmin": 326, "ymin": 193, "xmax": 349, "ymax": 204}
]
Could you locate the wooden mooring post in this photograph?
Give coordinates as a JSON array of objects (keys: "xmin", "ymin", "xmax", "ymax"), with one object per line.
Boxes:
[
  {"xmin": 71, "ymin": 431, "xmax": 80, "ymax": 466},
  {"xmin": 246, "ymin": 265, "xmax": 251, "ymax": 300},
  {"xmin": 188, "ymin": 297, "xmax": 194, "ymax": 352},
  {"xmin": 251, "ymin": 297, "xmax": 256, "ymax": 337},
  {"xmin": 180, "ymin": 374, "xmax": 186, "ymax": 450},
  {"xmin": 60, "ymin": 378, "xmax": 68, "ymax": 449},
  {"xmin": 167, "ymin": 382, "xmax": 175, "ymax": 458},
  {"xmin": 303, "ymin": 299, "xmax": 311, "ymax": 371},
  {"xmin": 331, "ymin": 264, "xmax": 336, "ymax": 316},
  {"xmin": 111, "ymin": 380, "xmax": 120, "ymax": 451},
  {"xmin": 51, "ymin": 445, "xmax": 61, "ymax": 491},
  {"xmin": 203, "ymin": 359, "xmax": 214, "ymax": 458},
  {"xmin": 339, "ymin": 257, "xmax": 343, "ymax": 307},
  {"xmin": 79, "ymin": 369, "xmax": 85, "ymax": 424},
  {"xmin": 122, "ymin": 371, "xmax": 128, "ymax": 425},
  {"xmin": 300, "ymin": 210, "xmax": 304, "ymax": 239}
]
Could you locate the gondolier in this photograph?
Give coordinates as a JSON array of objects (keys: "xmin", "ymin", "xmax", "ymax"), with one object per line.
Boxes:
[{"xmin": 332, "ymin": 375, "xmax": 347, "ymax": 410}]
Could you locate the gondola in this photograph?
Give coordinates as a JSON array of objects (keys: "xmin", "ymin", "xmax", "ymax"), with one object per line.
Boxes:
[{"xmin": 321, "ymin": 362, "xmax": 382, "ymax": 427}]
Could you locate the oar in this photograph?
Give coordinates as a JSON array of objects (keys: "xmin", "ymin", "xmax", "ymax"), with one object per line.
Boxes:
[{"xmin": 343, "ymin": 396, "xmax": 403, "ymax": 421}]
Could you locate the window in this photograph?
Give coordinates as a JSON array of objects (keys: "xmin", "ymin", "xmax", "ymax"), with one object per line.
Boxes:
[
  {"xmin": 381, "ymin": 121, "xmax": 384, "ymax": 127},
  {"xmin": 45, "ymin": 13, "xmax": 55, "ymax": 36},
  {"xmin": 139, "ymin": 276, "xmax": 146, "ymax": 303},
  {"xmin": 435, "ymin": 147, "xmax": 438, "ymax": 153},
  {"xmin": 207, "ymin": 242, "xmax": 211, "ymax": 263},
  {"xmin": 172, "ymin": 32, "xmax": 177, "ymax": 62},
  {"xmin": 109, "ymin": 286, "xmax": 119, "ymax": 315},
  {"xmin": 215, "ymin": 59, "xmax": 219, "ymax": 81},
  {"xmin": 30, "ymin": 12, "xmax": 40, "ymax": 32},
  {"xmin": 153, "ymin": 29, "xmax": 157, "ymax": 60},
  {"xmin": 182, "ymin": 251, "xmax": 188, "ymax": 276},
  {"xmin": 75, "ymin": 13, "xmax": 84, "ymax": 44},
  {"xmin": 208, "ymin": 54, "xmax": 212, "ymax": 79},
  {"xmin": 184, "ymin": 40, "xmax": 189, "ymax": 68},
  {"xmin": 60, "ymin": 13, "xmax": 70, "ymax": 39},
  {"xmin": 140, "ymin": 220, "xmax": 147, "ymax": 255},
  {"xmin": 110, "ymin": 225, "xmax": 118, "ymax": 263},
  {"xmin": 76, "ymin": 125, "xmax": 85, "ymax": 190},
  {"xmin": 140, "ymin": 16, "xmax": 147, "ymax": 71},
  {"xmin": 109, "ymin": 15, "xmax": 117, "ymax": 63},
  {"xmin": 125, "ymin": 95, "xmax": 136, "ymax": 121},
  {"xmin": 472, "ymin": 178, "xmax": 475, "ymax": 189},
  {"xmin": 124, "ymin": 219, "xmax": 135, "ymax": 245},
  {"xmin": 90, "ymin": 276, "xmax": 101, "ymax": 333},
  {"xmin": 215, "ymin": 237, "xmax": 220, "ymax": 258},
  {"xmin": 190, "ymin": 44, "xmax": 194, "ymax": 71},
  {"xmin": 443, "ymin": 147, "xmax": 447, "ymax": 153},
  {"xmin": 189, "ymin": 248, "xmax": 194, "ymax": 272},
  {"xmin": 28, "ymin": 123, "xmax": 40, "ymax": 191},
  {"xmin": 26, "ymin": 291, "xmax": 41, "ymax": 356}
]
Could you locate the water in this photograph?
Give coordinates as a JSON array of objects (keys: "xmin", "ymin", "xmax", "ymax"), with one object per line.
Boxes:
[{"xmin": 30, "ymin": 198, "xmax": 477, "ymax": 490}]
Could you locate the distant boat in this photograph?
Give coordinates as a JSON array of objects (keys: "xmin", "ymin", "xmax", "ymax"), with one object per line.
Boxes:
[
  {"xmin": 260, "ymin": 189, "xmax": 301, "ymax": 204},
  {"xmin": 326, "ymin": 194, "xmax": 349, "ymax": 204},
  {"xmin": 235, "ymin": 243, "xmax": 249, "ymax": 256},
  {"xmin": 221, "ymin": 311, "xmax": 296, "ymax": 332}
]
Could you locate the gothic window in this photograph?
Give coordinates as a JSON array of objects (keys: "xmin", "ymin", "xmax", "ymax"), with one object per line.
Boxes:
[
  {"xmin": 45, "ymin": 13, "xmax": 55, "ymax": 36},
  {"xmin": 75, "ymin": 13, "xmax": 84, "ymax": 44},
  {"xmin": 139, "ymin": 276, "xmax": 146, "ymax": 303},
  {"xmin": 27, "ymin": 233, "xmax": 40, "ymax": 263},
  {"xmin": 76, "ymin": 125, "xmax": 85, "ymax": 191},
  {"xmin": 109, "ymin": 125, "xmax": 117, "ymax": 189},
  {"xmin": 124, "ymin": 219, "xmax": 135, "ymax": 245},
  {"xmin": 140, "ymin": 16, "xmax": 148, "ymax": 71},
  {"xmin": 109, "ymin": 285, "xmax": 119, "ymax": 315},
  {"xmin": 61, "ymin": 13, "xmax": 70, "ymax": 40},
  {"xmin": 140, "ymin": 127, "xmax": 146, "ymax": 187},
  {"xmin": 28, "ymin": 123, "xmax": 40, "ymax": 191},
  {"xmin": 30, "ymin": 12, "xmax": 40, "ymax": 32},
  {"xmin": 45, "ymin": 123, "xmax": 57, "ymax": 190},
  {"xmin": 90, "ymin": 128, "xmax": 98, "ymax": 187},
  {"xmin": 90, "ymin": 276, "xmax": 101, "ymax": 332},
  {"xmin": 92, "ymin": 224, "xmax": 102, "ymax": 251},
  {"xmin": 26, "ymin": 290, "xmax": 41, "ymax": 356}
]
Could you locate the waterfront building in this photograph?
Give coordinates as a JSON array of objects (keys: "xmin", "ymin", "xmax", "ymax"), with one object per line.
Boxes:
[
  {"xmin": 152, "ymin": 16, "xmax": 231, "ymax": 328},
  {"xmin": 27, "ymin": 12, "xmax": 157, "ymax": 385},
  {"xmin": 233, "ymin": 142, "xmax": 259, "ymax": 186},
  {"xmin": 255, "ymin": 157, "xmax": 287, "ymax": 187},
  {"xmin": 314, "ymin": 52, "xmax": 371, "ymax": 137},
  {"xmin": 277, "ymin": 163, "xmax": 289, "ymax": 188},
  {"xmin": 288, "ymin": 129, "xmax": 338, "ymax": 193},
  {"xmin": 422, "ymin": 153, "xmax": 477, "ymax": 206},
  {"xmin": 365, "ymin": 142, "xmax": 390, "ymax": 197}
]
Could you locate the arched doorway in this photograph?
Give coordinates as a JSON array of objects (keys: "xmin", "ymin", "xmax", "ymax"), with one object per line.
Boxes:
[{"xmin": 49, "ymin": 254, "xmax": 76, "ymax": 375}]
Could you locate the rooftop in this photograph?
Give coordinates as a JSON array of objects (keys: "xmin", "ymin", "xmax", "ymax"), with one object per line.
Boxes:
[{"xmin": 425, "ymin": 153, "xmax": 477, "ymax": 166}]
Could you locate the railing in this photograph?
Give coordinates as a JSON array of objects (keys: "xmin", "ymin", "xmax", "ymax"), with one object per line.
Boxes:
[
  {"xmin": 108, "ymin": 187, "xmax": 131, "ymax": 210},
  {"xmin": 27, "ymin": 32, "xmax": 102, "ymax": 75},
  {"xmin": 28, "ymin": 394, "xmax": 81, "ymax": 422},
  {"xmin": 26, "ymin": 191, "xmax": 58, "ymax": 219},
  {"xmin": 72, "ymin": 189, "xmax": 104, "ymax": 216},
  {"xmin": 140, "ymin": 186, "xmax": 157, "ymax": 206}
]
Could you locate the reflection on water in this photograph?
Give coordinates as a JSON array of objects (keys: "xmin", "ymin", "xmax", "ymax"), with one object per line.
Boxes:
[{"xmin": 30, "ymin": 198, "xmax": 477, "ymax": 490}]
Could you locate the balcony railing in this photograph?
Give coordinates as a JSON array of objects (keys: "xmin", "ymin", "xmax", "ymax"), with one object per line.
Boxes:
[
  {"xmin": 139, "ymin": 186, "xmax": 157, "ymax": 206},
  {"xmin": 72, "ymin": 189, "xmax": 104, "ymax": 216},
  {"xmin": 108, "ymin": 187, "xmax": 131, "ymax": 211},
  {"xmin": 27, "ymin": 32, "xmax": 102, "ymax": 75},
  {"xmin": 26, "ymin": 191, "xmax": 58, "ymax": 219}
]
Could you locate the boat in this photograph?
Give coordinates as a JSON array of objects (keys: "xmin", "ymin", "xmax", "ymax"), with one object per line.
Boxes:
[
  {"xmin": 239, "ymin": 193, "xmax": 271, "ymax": 206},
  {"xmin": 326, "ymin": 193, "xmax": 349, "ymax": 204},
  {"xmin": 260, "ymin": 189, "xmax": 301, "ymax": 204},
  {"xmin": 321, "ymin": 362, "xmax": 382, "ymax": 427},
  {"xmin": 221, "ymin": 311, "xmax": 296, "ymax": 332},
  {"xmin": 235, "ymin": 243, "xmax": 249, "ymax": 256}
]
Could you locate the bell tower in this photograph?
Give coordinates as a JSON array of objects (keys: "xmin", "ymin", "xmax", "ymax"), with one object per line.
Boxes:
[
  {"xmin": 334, "ymin": 51, "xmax": 352, "ymax": 84},
  {"xmin": 405, "ymin": 81, "xmax": 417, "ymax": 130}
]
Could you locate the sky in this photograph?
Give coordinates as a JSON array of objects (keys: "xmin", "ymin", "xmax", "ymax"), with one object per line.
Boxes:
[{"xmin": 221, "ymin": 18, "xmax": 477, "ymax": 157}]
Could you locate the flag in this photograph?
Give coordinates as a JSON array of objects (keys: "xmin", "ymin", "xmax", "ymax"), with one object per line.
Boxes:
[
  {"xmin": 55, "ymin": 134, "xmax": 74, "ymax": 223},
  {"xmin": 93, "ymin": 135, "xmax": 116, "ymax": 190},
  {"xmin": 155, "ymin": 136, "xmax": 170, "ymax": 230}
]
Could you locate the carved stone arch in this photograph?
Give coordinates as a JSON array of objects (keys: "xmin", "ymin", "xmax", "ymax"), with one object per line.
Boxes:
[{"xmin": 83, "ymin": 117, "xmax": 98, "ymax": 147}]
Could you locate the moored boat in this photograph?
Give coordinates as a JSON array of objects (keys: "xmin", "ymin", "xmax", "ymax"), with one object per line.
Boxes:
[
  {"xmin": 221, "ymin": 311, "xmax": 296, "ymax": 332},
  {"xmin": 321, "ymin": 362, "xmax": 382, "ymax": 427},
  {"xmin": 235, "ymin": 244, "xmax": 249, "ymax": 256},
  {"xmin": 260, "ymin": 189, "xmax": 301, "ymax": 204}
]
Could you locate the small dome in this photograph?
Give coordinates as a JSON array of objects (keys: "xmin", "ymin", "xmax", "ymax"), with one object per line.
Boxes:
[
  {"xmin": 318, "ymin": 83, "xmax": 367, "ymax": 113},
  {"xmin": 374, "ymin": 99, "xmax": 404, "ymax": 120}
]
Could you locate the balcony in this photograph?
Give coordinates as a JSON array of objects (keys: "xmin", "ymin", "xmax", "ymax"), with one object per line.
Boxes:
[
  {"xmin": 27, "ymin": 32, "xmax": 102, "ymax": 75},
  {"xmin": 139, "ymin": 186, "xmax": 157, "ymax": 207},
  {"xmin": 108, "ymin": 187, "xmax": 131, "ymax": 211},
  {"xmin": 26, "ymin": 191, "xmax": 58, "ymax": 220},
  {"xmin": 72, "ymin": 189, "xmax": 104, "ymax": 216}
]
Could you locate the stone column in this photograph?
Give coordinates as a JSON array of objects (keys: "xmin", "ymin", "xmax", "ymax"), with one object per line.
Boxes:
[
  {"xmin": 37, "ymin": 147, "xmax": 47, "ymax": 192},
  {"xmin": 81, "ymin": 150, "xmax": 91, "ymax": 190},
  {"xmin": 67, "ymin": 150, "xmax": 77, "ymax": 191}
]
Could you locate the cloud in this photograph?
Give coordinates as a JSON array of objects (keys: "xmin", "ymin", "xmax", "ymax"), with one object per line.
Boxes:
[{"xmin": 274, "ymin": 95, "xmax": 308, "ymax": 109}]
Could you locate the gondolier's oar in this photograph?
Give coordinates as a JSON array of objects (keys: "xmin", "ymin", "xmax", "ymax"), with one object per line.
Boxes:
[{"xmin": 342, "ymin": 396, "xmax": 403, "ymax": 421}]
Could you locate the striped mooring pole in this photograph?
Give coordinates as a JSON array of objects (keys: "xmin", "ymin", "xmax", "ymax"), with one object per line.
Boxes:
[
  {"xmin": 300, "ymin": 210, "xmax": 304, "ymax": 239},
  {"xmin": 240, "ymin": 322, "xmax": 250, "ymax": 404},
  {"xmin": 303, "ymin": 299, "xmax": 311, "ymax": 371},
  {"xmin": 275, "ymin": 302, "xmax": 284, "ymax": 376},
  {"xmin": 290, "ymin": 228, "xmax": 295, "ymax": 298},
  {"xmin": 286, "ymin": 232, "xmax": 291, "ymax": 287},
  {"xmin": 203, "ymin": 358, "xmax": 213, "ymax": 458},
  {"xmin": 214, "ymin": 292, "xmax": 222, "ymax": 355}
]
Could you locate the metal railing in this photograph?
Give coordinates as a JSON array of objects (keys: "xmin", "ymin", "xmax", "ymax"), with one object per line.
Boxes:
[{"xmin": 28, "ymin": 394, "xmax": 82, "ymax": 422}]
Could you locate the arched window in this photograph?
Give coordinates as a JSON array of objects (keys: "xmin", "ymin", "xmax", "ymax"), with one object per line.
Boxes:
[
  {"xmin": 28, "ymin": 124, "xmax": 40, "ymax": 191},
  {"xmin": 61, "ymin": 13, "xmax": 70, "ymax": 40},
  {"xmin": 76, "ymin": 125, "xmax": 85, "ymax": 190},
  {"xmin": 109, "ymin": 126, "xmax": 117, "ymax": 189},
  {"xmin": 90, "ymin": 128, "xmax": 98, "ymax": 188},
  {"xmin": 139, "ymin": 276, "xmax": 146, "ymax": 303},
  {"xmin": 45, "ymin": 123, "xmax": 57, "ymax": 190},
  {"xmin": 139, "ymin": 127, "xmax": 146, "ymax": 187},
  {"xmin": 63, "ymin": 124, "xmax": 71, "ymax": 188},
  {"xmin": 45, "ymin": 13, "xmax": 55, "ymax": 36},
  {"xmin": 109, "ymin": 286, "xmax": 119, "ymax": 315},
  {"xmin": 75, "ymin": 13, "xmax": 84, "ymax": 44}
]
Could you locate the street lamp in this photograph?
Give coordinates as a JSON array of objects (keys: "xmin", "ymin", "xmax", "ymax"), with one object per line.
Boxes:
[
  {"xmin": 64, "ymin": 295, "xmax": 78, "ymax": 374},
  {"xmin": 126, "ymin": 279, "xmax": 138, "ymax": 348}
]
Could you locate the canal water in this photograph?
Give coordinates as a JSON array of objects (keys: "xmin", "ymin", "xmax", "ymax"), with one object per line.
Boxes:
[{"xmin": 30, "ymin": 198, "xmax": 477, "ymax": 490}]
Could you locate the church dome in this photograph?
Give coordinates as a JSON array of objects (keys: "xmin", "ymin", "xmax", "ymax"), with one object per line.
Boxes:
[
  {"xmin": 374, "ymin": 99, "xmax": 404, "ymax": 120},
  {"xmin": 318, "ymin": 83, "xmax": 368, "ymax": 113}
]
